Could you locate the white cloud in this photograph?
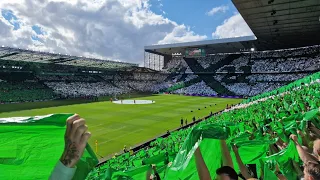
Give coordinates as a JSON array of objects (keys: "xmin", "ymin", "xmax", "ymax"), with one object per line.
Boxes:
[
  {"xmin": 0, "ymin": 16, "xmax": 13, "ymax": 37},
  {"xmin": 0, "ymin": 0, "xmax": 206, "ymax": 65},
  {"xmin": 206, "ymin": 5, "xmax": 229, "ymax": 16},
  {"xmin": 212, "ymin": 13, "xmax": 254, "ymax": 39},
  {"xmin": 158, "ymin": 24, "xmax": 207, "ymax": 45}
]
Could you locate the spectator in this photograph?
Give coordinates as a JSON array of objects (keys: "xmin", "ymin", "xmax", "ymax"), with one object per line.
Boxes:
[{"xmin": 49, "ymin": 114, "xmax": 91, "ymax": 180}]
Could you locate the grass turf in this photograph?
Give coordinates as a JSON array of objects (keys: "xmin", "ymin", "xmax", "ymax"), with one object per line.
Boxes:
[{"xmin": 0, "ymin": 94, "xmax": 242, "ymax": 158}]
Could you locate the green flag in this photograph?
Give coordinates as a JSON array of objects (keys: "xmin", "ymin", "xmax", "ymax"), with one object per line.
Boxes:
[{"xmin": 0, "ymin": 114, "xmax": 98, "ymax": 180}]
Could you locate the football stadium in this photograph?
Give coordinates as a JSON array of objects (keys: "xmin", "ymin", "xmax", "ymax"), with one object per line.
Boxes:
[{"xmin": 1, "ymin": 0, "xmax": 320, "ymax": 180}]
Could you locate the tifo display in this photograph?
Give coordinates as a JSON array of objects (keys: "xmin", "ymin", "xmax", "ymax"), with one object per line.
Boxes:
[
  {"xmin": 1, "ymin": 45, "xmax": 320, "ymax": 180},
  {"xmin": 1, "ymin": 0, "xmax": 320, "ymax": 179},
  {"xmin": 85, "ymin": 72, "xmax": 320, "ymax": 179},
  {"xmin": 1, "ymin": 45, "xmax": 319, "ymax": 105}
]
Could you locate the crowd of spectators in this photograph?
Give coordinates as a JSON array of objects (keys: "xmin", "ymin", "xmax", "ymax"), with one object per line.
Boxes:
[
  {"xmin": 245, "ymin": 73, "xmax": 310, "ymax": 83},
  {"xmin": 171, "ymin": 74, "xmax": 182, "ymax": 83},
  {"xmin": 34, "ymin": 72, "xmax": 173, "ymax": 98},
  {"xmin": 113, "ymin": 80, "xmax": 161, "ymax": 93},
  {"xmin": 210, "ymin": 45, "xmax": 320, "ymax": 73},
  {"xmin": 251, "ymin": 45, "xmax": 319, "ymax": 58},
  {"xmin": 45, "ymin": 82, "xmax": 127, "ymax": 98},
  {"xmin": 162, "ymin": 58, "xmax": 181, "ymax": 72},
  {"xmin": 197, "ymin": 54, "xmax": 227, "ymax": 69},
  {"xmin": 86, "ymin": 72, "xmax": 320, "ymax": 180},
  {"xmin": 41, "ymin": 78, "xmax": 172, "ymax": 98},
  {"xmin": 0, "ymin": 81, "xmax": 56, "ymax": 103},
  {"xmin": 222, "ymin": 82, "xmax": 285, "ymax": 96},
  {"xmin": 173, "ymin": 81, "xmax": 218, "ymax": 96},
  {"xmin": 132, "ymin": 73, "xmax": 167, "ymax": 81},
  {"xmin": 184, "ymin": 74, "xmax": 198, "ymax": 82},
  {"xmin": 251, "ymin": 56, "xmax": 319, "ymax": 72},
  {"xmin": 58, "ymin": 59, "xmax": 137, "ymax": 70},
  {"xmin": 162, "ymin": 57, "xmax": 189, "ymax": 73},
  {"xmin": 158, "ymin": 45, "xmax": 320, "ymax": 97},
  {"xmin": 3, "ymin": 45, "xmax": 319, "ymax": 103},
  {"xmin": 87, "ymin": 127, "xmax": 191, "ymax": 179},
  {"xmin": 37, "ymin": 74, "xmax": 98, "ymax": 82}
]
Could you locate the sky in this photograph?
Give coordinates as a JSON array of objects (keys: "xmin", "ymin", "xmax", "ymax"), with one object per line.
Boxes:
[{"xmin": 0, "ymin": 0, "xmax": 254, "ymax": 65}]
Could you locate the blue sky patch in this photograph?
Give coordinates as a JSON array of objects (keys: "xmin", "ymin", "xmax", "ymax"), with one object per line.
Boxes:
[
  {"xmin": 31, "ymin": 34, "xmax": 43, "ymax": 42},
  {"xmin": 149, "ymin": 0, "xmax": 239, "ymax": 39},
  {"xmin": 32, "ymin": 25, "xmax": 45, "ymax": 35},
  {"xmin": 1, "ymin": 9, "xmax": 20, "ymax": 30}
]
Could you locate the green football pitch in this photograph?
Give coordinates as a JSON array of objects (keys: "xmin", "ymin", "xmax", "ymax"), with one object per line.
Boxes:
[{"xmin": 0, "ymin": 94, "xmax": 242, "ymax": 158}]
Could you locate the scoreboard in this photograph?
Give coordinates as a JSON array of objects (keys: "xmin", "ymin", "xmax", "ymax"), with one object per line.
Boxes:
[{"xmin": 185, "ymin": 48, "xmax": 206, "ymax": 57}]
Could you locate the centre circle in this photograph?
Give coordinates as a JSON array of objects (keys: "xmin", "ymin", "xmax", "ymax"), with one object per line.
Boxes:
[{"xmin": 112, "ymin": 100, "xmax": 155, "ymax": 104}]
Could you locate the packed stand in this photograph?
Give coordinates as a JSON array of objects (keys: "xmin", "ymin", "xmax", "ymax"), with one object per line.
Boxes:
[
  {"xmin": 173, "ymin": 81, "xmax": 218, "ymax": 96},
  {"xmin": 45, "ymin": 82, "xmax": 127, "ymax": 98},
  {"xmin": 222, "ymin": 82, "xmax": 285, "ymax": 96},
  {"xmin": 58, "ymin": 59, "xmax": 137, "ymax": 70},
  {"xmin": 245, "ymin": 73, "xmax": 310, "ymax": 83},
  {"xmin": 184, "ymin": 74, "xmax": 198, "ymax": 82},
  {"xmin": 132, "ymin": 73, "xmax": 167, "ymax": 82},
  {"xmin": 0, "ymin": 81, "xmax": 56, "ymax": 103},
  {"xmin": 251, "ymin": 55, "xmax": 320, "ymax": 72},
  {"xmin": 87, "ymin": 129, "xmax": 191, "ymax": 180},
  {"xmin": 118, "ymin": 81, "xmax": 161, "ymax": 93},
  {"xmin": 0, "ymin": 46, "xmax": 138, "ymax": 70},
  {"xmin": 212, "ymin": 45, "xmax": 320, "ymax": 73},
  {"xmin": 37, "ymin": 74, "xmax": 99, "ymax": 82},
  {"xmin": 87, "ymin": 72, "xmax": 320, "ymax": 180},
  {"xmin": 149, "ymin": 82, "xmax": 172, "ymax": 93},
  {"xmin": 197, "ymin": 54, "xmax": 227, "ymax": 69},
  {"xmin": 162, "ymin": 57, "xmax": 189, "ymax": 73}
]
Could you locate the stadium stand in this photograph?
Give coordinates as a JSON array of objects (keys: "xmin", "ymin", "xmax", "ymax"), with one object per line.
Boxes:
[
  {"xmin": 2, "ymin": 0, "xmax": 320, "ymax": 178},
  {"xmin": 86, "ymin": 71, "xmax": 320, "ymax": 180},
  {"xmin": 0, "ymin": 81, "xmax": 56, "ymax": 103},
  {"xmin": 173, "ymin": 80, "xmax": 218, "ymax": 96},
  {"xmin": 2, "ymin": 58, "xmax": 320, "ymax": 179},
  {"xmin": 1, "ymin": 46, "xmax": 320, "ymax": 179},
  {"xmin": 160, "ymin": 45, "xmax": 320, "ymax": 97},
  {"xmin": 0, "ymin": 47, "xmax": 138, "ymax": 70},
  {"xmin": 1, "ymin": 45, "xmax": 319, "ymax": 103},
  {"xmin": 45, "ymin": 82, "xmax": 127, "ymax": 97},
  {"xmin": 186, "ymin": 45, "xmax": 320, "ymax": 73}
]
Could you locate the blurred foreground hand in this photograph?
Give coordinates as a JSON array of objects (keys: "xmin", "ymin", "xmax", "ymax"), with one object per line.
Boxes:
[{"xmin": 60, "ymin": 114, "xmax": 91, "ymax": 168}]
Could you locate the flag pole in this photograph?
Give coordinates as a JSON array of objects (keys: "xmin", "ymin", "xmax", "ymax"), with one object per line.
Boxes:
[{"xmin": 95, "ymin": 140, "xmax": 98, "ymax": 154}]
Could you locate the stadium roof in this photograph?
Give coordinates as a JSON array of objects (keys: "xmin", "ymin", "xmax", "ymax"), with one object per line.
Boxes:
[
  {"xmin": 233, "ymin": 0, "xmax": 320, "ymax": 50},
  {"xmin": 0, "ymin": 47, "xmax": 138, "ymax": 70},
  {"xmin": 145, "ymin": 36, "xmax": 257, "ymax": 55},
  {"xmin": 145, "ymin": 0, "xmax": 320, "ymax": 55}
]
